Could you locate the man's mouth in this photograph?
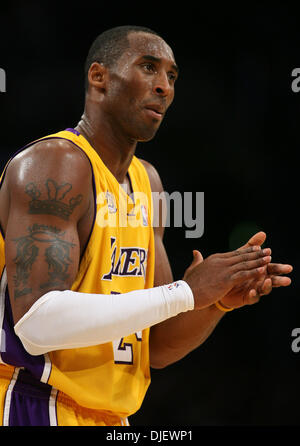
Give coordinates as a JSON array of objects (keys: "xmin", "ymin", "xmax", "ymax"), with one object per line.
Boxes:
[{"xmin": 144, "ymin": 104, "xmax": 165, "ymax": 120}]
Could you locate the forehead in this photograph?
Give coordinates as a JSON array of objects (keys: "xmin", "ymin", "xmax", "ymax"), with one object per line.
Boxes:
[{"xmin": 123, "ymin": 32, "xmax": 176, "ymax": 65}]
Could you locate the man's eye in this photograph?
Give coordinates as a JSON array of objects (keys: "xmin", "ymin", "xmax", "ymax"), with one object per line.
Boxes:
[
  {"xmin": 142, "ymin": 63, "xmax": 155, "ymax": 72},
  {"xmin": 168, "ymin": 72, "xmax": 177, "ymax": 82}
]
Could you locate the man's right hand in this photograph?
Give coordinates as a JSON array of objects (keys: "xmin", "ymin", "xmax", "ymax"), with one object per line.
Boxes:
[{"xmin": 182, "ymin": 246, "xmax": 271, "ymax": 310}]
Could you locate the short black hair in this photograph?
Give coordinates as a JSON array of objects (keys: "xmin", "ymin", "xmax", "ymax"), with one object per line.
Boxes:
[{"xmin": 84, "ymin": 25, "xmax": 160, "ymax": 91}]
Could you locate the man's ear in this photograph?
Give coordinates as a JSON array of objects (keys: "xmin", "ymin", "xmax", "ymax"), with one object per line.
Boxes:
[{"xmin": 88, "ymin": 62, "xmax": 107, "ymax": 91}]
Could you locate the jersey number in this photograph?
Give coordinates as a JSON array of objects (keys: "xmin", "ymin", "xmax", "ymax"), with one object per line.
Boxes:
[{"xmin": 111, "ymin": 291, "xmax": 142, "ymax": 364}]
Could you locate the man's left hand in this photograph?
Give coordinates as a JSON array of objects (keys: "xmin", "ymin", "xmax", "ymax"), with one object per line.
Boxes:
[{"xmin": 219, "ymin": 231, "xmax": 293, "ymax": 309}]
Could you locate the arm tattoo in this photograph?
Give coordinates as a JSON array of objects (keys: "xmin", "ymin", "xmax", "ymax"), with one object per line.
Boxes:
[
  {"xmin": 25, "ymin": 179, "xmax": 83, "ymax": 220},
  {"xmin": 13, "ymin": 224, "xmax": 75, "ymax": 300}
]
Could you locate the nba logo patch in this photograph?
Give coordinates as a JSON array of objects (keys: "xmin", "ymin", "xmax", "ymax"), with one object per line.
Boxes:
[
  {"xmin": 141, "ymin": 205, "xmax": 148, "ymax": 226},
  {"xmin": 167, "ymin": 282, "xmax": 179, "ymax": 291},
  {"xmin": 106, "ymin": 191, "xmax": 117, "ymax": 213}
]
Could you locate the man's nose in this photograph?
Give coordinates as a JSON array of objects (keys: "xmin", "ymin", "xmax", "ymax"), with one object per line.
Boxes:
[{"xmin": 153, "ymin": 72, "xmax": 172, "ymax": 97}]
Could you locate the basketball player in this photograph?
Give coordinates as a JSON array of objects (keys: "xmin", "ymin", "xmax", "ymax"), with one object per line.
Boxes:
[{"xmin": 0, "ymin": 26, "xmax": 292, "ymax": 426}]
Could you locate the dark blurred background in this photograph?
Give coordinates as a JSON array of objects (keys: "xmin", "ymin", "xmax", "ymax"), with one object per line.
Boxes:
[{"xmin": 0, "ymin": 1, "xmax": 299, "ymax": 426}]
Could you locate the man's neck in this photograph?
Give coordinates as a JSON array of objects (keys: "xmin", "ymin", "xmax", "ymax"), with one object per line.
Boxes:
[{"xmin": 75, "ymin": 111, "xmax": 137, "ymax": 184}]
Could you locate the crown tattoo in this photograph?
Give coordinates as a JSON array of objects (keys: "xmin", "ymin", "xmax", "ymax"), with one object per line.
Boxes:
[{"xmin": 25, "ymin": 179, "xmax": 83, "ymax": 221}]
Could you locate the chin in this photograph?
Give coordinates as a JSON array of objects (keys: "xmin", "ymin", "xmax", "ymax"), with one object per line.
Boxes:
[
  {"xmin": 137, "ymin": 134, "xmax": 156, "ymax": 143},
  {"xmin": 136, "ymin": 126, "xmax": 161, "ymax": 143}
]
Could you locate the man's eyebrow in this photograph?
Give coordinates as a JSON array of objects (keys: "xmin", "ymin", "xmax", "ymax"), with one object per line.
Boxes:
[{"xmin": 141, "ymin": 55, "xmax": 179, "ymax": 74}]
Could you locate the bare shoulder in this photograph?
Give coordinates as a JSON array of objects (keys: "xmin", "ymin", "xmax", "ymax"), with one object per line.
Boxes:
[
  {"xmin": 139, "ymin": 158, "xmax": 164, "ymax": 193},
  {"xmin": 3, "ymin": 138, "xmax": 92, "ymax": 228},
  {"xmin": 6, "ymin": 137, "xmax": 92, "ymax": 188}
]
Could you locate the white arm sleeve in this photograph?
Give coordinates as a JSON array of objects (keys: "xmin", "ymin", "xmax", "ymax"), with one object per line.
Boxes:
[{"xmin": 14, "ymin": 281, "xmax": 194, "ymax": 356}]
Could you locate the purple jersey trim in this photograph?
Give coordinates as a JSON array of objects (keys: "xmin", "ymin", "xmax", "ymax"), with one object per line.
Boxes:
[
  {"xmin": 62, "ymin": 130, "xmax": 97, "ymax": 258},
  {"xmin": 1, "ymin": 287, "xmax": 46, "ymax": 380},
  {"xmin": 65, "ymin": 127, "xmax": 80, "ymax": 136},
  {"xmin": 8, "ymin": 369, "xmax": 53, "ymax": 426}
]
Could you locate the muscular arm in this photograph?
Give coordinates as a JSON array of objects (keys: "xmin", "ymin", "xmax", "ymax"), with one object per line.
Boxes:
[
  {"xmin": 4, "ymin": 139, "xmax": 92, "ymax": 324},
  {"xmin": 141, "ymin": 160, "xmax": 225, "ymax": 369},
  {"xmin": 5, "ymin": 144, "xmax": 286, "ymax": 356}
]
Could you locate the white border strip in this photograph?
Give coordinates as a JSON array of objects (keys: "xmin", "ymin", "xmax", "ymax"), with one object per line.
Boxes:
[
  {"xmin": 49, "ymin": 387, "xmax": 58, "ymax": 426},
  {"xmin": 40, "ymin": 353, "xmax": 52, "ymax": 384},
  {"xmin": 2, "ymin": 367, "xmax": 20, "ymax": 426},
  {"xmin": 121, "ymin": 417, "xmax": 129, "ymax": 426}
]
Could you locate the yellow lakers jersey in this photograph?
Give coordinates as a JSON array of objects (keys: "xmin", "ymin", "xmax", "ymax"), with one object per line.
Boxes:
[{"xmin": 0, "ymin": 128, "xmax": 155, "ymax": 419}]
